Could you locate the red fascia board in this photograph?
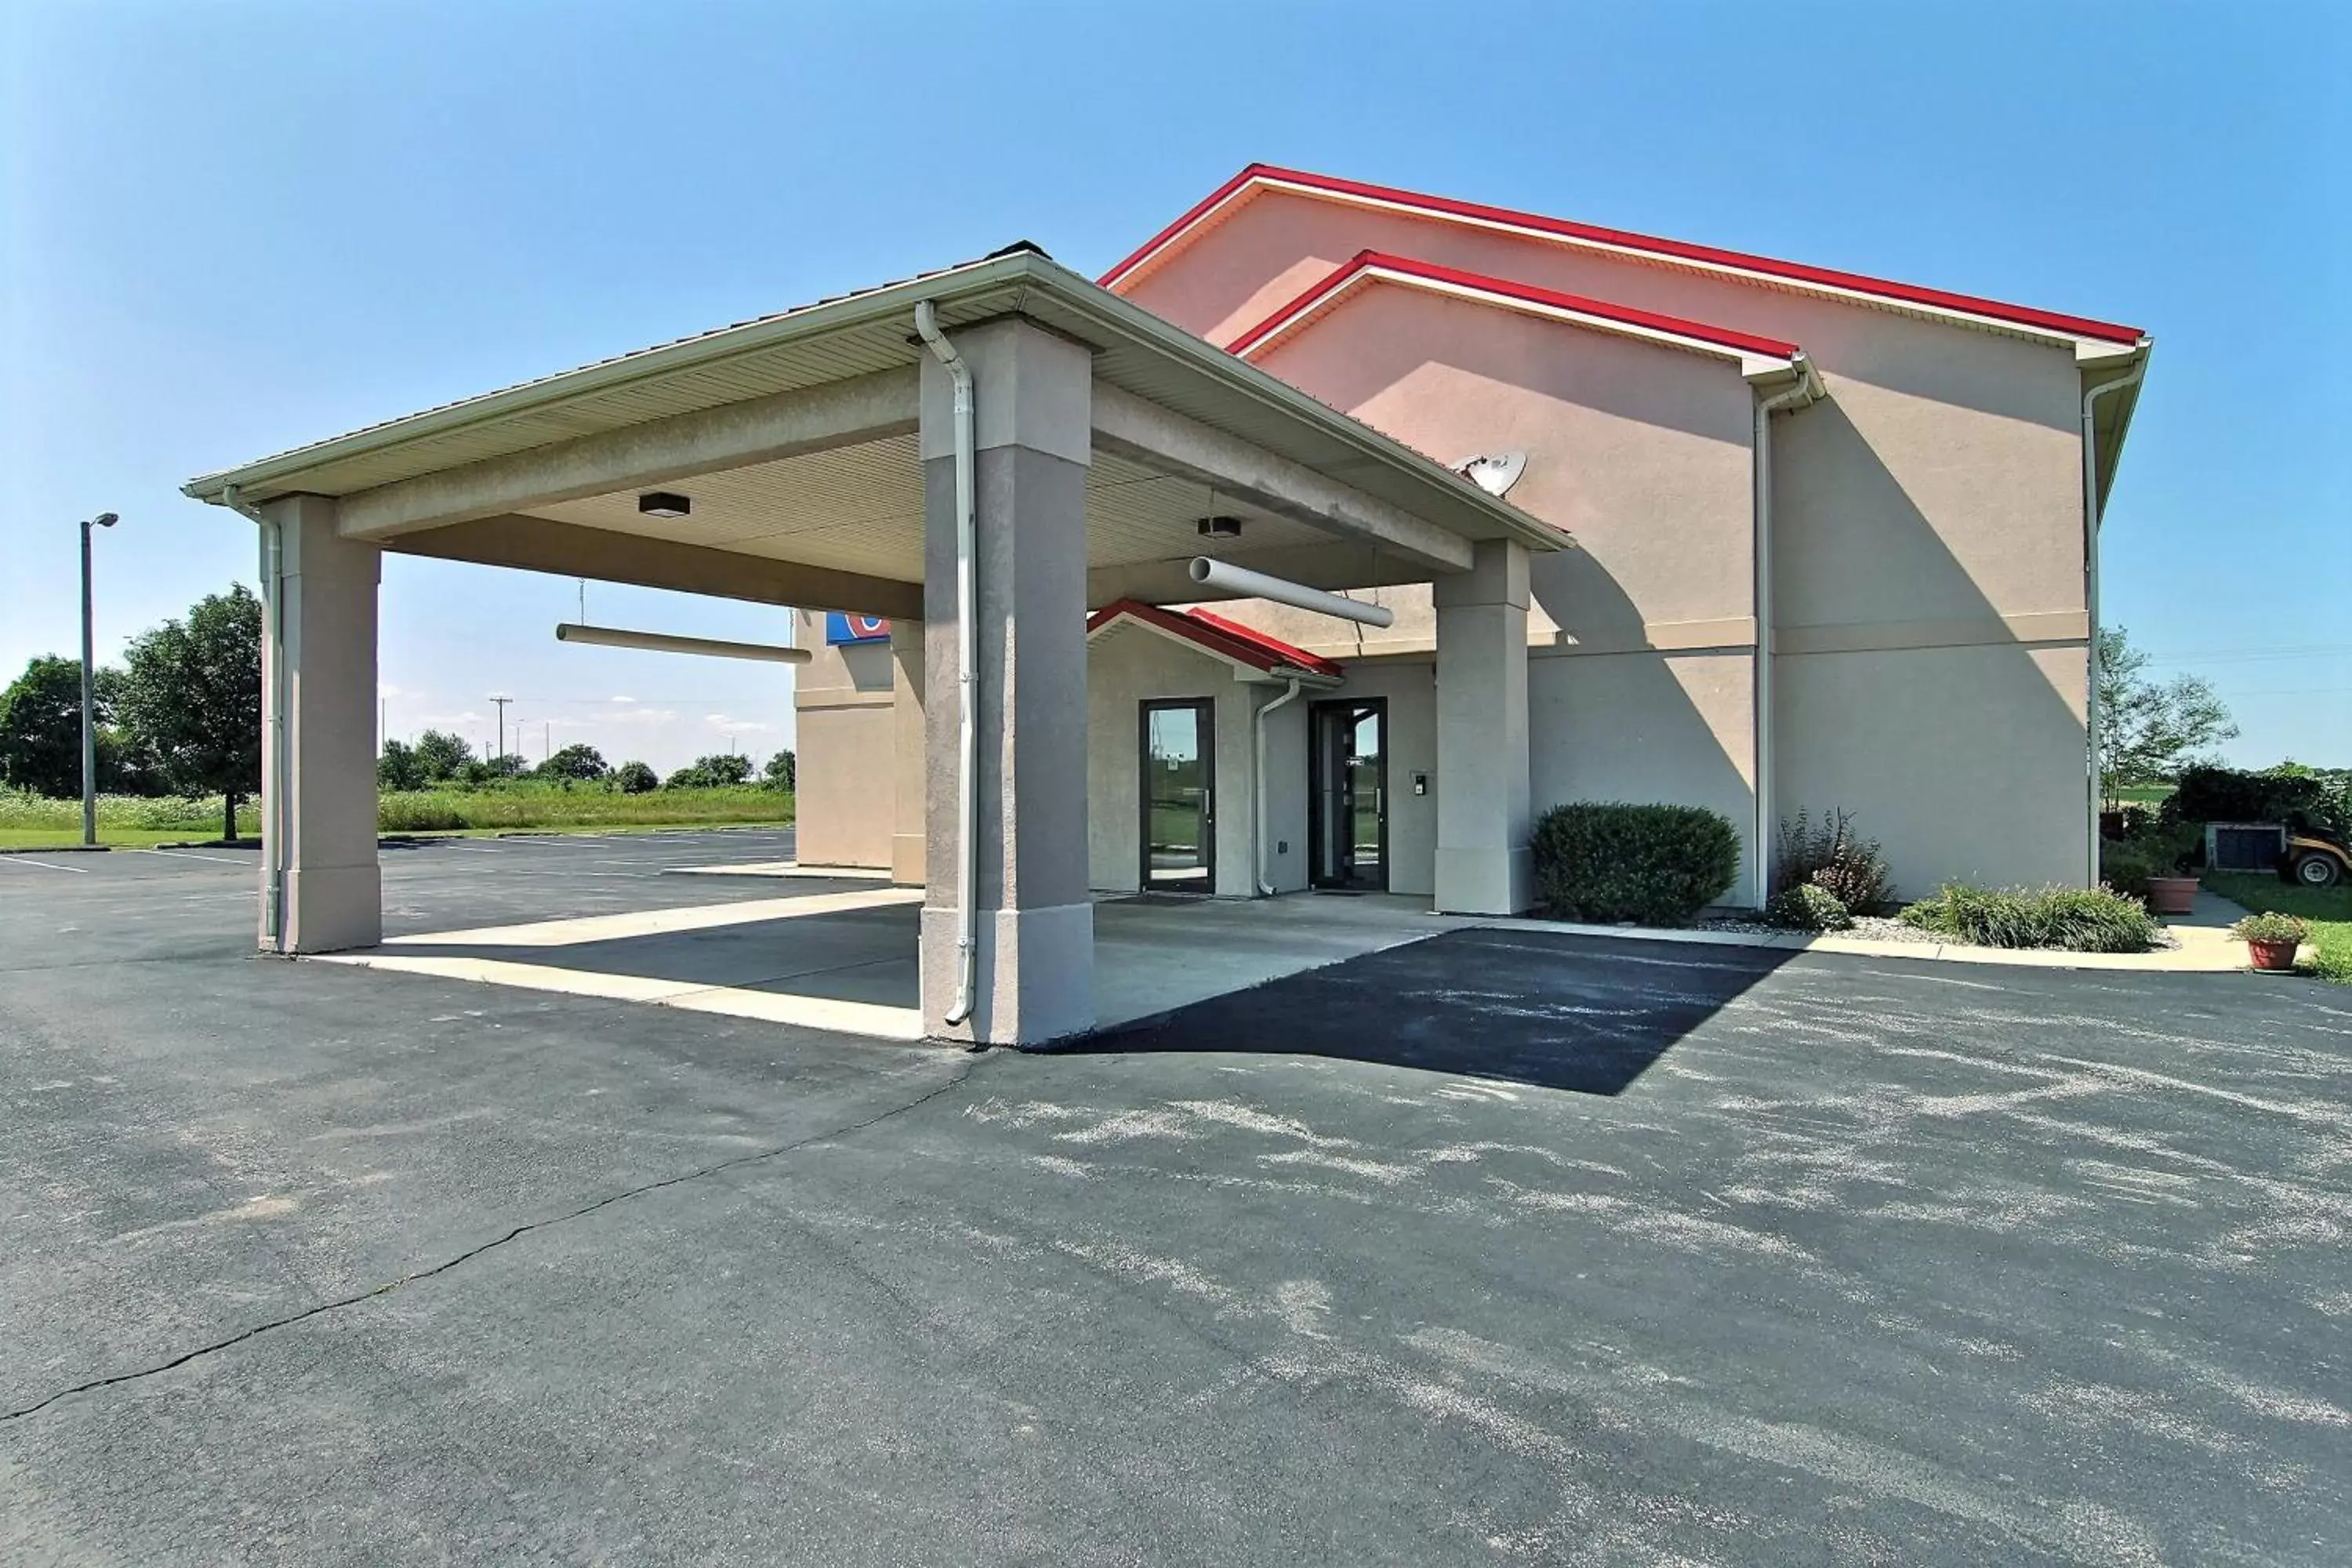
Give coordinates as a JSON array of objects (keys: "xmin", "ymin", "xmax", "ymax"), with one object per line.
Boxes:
[
  {"xmin": 1182, "ymin": 606, "xmax": 1345, "ymax": 677},
  {"xmin": 1109, "ymin": 164, "xmax": 2147, "ymax": 347},
  {"xmin": 1229, "ymin": 250, "xmax": 1804, "ymax": 362},
  {"xmin": 1087, "ymin": 597, "xmax": 1342, "ymax": 679},
  {"xmin": 1099, "ymin": 165, "xmax": 1269, "ymax": 289}
]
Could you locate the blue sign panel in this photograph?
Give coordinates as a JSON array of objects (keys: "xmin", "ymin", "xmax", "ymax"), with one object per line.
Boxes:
[{"xmin": 826, "ymin": 613, "xmax": 891, "ymax": 645}]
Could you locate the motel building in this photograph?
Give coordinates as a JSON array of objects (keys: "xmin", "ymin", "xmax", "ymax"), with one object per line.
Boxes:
[{"xmin": 186, "ymin": 165, "xmax": 2151, "ymax": 1047}]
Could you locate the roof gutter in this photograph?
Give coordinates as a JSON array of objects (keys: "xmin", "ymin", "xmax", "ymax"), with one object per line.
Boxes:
[
  {"xmin": 1750, "ymin": 354, "xmax": 1824, "ymax": 908},
  {"xmin": 2082, "ymin": 350, "xmax": 2150, "ymax": 886}
]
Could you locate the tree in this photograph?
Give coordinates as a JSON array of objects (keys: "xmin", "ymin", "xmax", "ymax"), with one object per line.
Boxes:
[
  {"xmin": 2096, "ymin": 626, "xmax": 2238, "ymax": 805},
  {"xmin": 669, "ymin": 752, "xmax": 753, "ymax": 789},
  {"xmin": 378, "ymin": 739, "xmax": 427, "ymax": 792},
  {"xmin": 762, "ymin": 749, "xmax": 796, "ymax": 792},
  {"xmin": 463, "ymin": 753, "xmax": 529, "ymax": 784},
  {"xmin": 537, "ymin": 742, "xmax": 609, "ymax": 782},
  {"xmin": 116, "ymin": 586, "xmax": 263, "ymax": 842},
  {"xmin": 411, "ymin": 730, "xmax": 474, "ymax": 782},
  {"xmin": 613, "ymin": 760, "xmax": 659, "ymax": 794},
  {"xmin": 0, "ymin": 655, "xmax": 88, "ymax": 798}
]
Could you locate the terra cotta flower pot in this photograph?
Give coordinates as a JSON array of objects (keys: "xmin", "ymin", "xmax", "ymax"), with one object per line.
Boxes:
[
  {"xmin": 2145, "ymin": 876, "xmax": 2200, "ymax": 916},
  {"xmin": 2248, "ymin": 938, "xmax": 2300, "ymax": 971}
]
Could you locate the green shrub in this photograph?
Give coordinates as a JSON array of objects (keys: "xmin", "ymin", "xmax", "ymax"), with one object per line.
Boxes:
[
  {"xmin": 1899, "ymin": 884, "xmax": 2161, "ymax": 953},
  {"xmin": 2098, "ymin": 842, "xmax": 2154, "ymax": 902},
  {"xmin": 1531, "ymin": 802, "xmax": 1742, "ymax": 925},
  {"xmin": 1775, "ymin": 808, "xmax": 1894, "ymax": 912},
  {"xmin": 1766, "ymin": 882, "xmax": 1852, "ymax": 931}
]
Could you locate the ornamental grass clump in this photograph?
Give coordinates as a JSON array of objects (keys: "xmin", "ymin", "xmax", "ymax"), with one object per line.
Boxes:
[
  {"xmin": 1898, "ymin": 884, "xmax": 2161, "ymax": 953},
  {"xmin": 1775, "ymin": 808, "xmax": 1894, "ymax": 913}
]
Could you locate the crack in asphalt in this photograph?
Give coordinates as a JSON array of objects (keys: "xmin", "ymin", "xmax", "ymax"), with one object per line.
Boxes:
[{"xmin": 0, "ymin": 1058, "xmax": 984, "ymax": 1425}]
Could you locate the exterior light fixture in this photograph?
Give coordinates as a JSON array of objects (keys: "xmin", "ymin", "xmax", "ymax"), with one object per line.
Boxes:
[
  {"xmin": 638, "ymin": 492, "xmax": 692, "ymax": 519},
  {"xmin": 1196, "ymin": 514, "xmax": 1244, "ymax": 539}
]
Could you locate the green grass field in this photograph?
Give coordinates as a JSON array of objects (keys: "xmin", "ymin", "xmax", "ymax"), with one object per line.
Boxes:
[
  {"xmin": 0, "ymin": 786, "xmax": 792, "ymax": 851},
  {"xmin": 2205, "ymin": 871, "xmax": 2352, "ymax": 983}
]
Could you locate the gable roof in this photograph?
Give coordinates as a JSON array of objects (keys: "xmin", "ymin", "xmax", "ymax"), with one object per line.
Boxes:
[
  {"xmin": 1103, "ymin": 164, "xmax": 2148, "ymax": 351},
  {"xmin": 1086, "ymin": 598, "xmax": 1345, "ymax": 681},
  {"xmin": 1230, "ymin": 250, "xmax": 1811, "ymax": 383}
]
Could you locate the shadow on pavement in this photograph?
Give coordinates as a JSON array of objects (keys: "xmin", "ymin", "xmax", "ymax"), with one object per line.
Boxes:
[{"xmin": 1060, "ymin": 926, "xmax": 1795, "ymax": 1095}]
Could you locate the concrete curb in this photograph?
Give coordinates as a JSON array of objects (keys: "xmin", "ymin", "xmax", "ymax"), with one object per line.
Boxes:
[
  {"xmin": 0, "ymin": 843, "xmax": 111, "ymax": 855},
  {"xmin": 1464, "ymin": 914, "xmax": 2266, "ymax": 975}
]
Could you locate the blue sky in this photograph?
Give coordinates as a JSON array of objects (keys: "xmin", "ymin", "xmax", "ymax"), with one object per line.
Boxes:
[{"xmin": 5, "ymin": 1, "xmax": 2346, "ymax": 773}]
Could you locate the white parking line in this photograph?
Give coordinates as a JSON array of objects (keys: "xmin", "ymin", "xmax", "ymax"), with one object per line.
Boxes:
[
  {"xmin": 0, "ymin": 855, "xmax": 89, "ymax": 873},
  {"xmin": 139, "ymin": 848, "xmax": 249, "ymax": 865}
]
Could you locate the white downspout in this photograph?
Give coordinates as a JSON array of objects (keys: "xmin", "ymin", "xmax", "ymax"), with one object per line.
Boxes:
[
  {"xmin": 1254, "ymin": 677, "xmax": 1305, "ymax": 896},
  {"xmin": 912, "ymin": 300, "xmax": 980, "ymax": 1029},
  {"xmin": 2082, "ymin": 356, "xmax": 2147, "ymax": 886},
  {"xmin": 1751, "ymin": 358, "xmax": 1817, "ymax": 908},
  {"xmin": 225, "ymin": 484, "xmax": 288, "ymax": 953}
]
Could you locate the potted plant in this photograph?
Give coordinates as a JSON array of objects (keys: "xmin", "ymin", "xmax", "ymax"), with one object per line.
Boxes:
[
  {"xmin": 2139, "ymin": 823, "xmax": 2203, "ymax": 916},
  {"xmin": 2230, "ymin": 911, "xmax": 2307, "ymax": 972}
]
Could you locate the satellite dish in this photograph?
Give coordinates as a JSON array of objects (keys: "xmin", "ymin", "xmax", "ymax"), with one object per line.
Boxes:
[{"xmin": 1454, "ymin": 449, "xmax": 1528, "ymax": 499}]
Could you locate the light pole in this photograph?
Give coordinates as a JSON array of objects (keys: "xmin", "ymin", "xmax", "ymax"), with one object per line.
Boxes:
[
  {"xmin": 79, "ymin": 512, "xmax": 119, "ymax": 846},
  {"xmin": 488, "ymin": 695, "xmax": 513, "ymax": 768}
]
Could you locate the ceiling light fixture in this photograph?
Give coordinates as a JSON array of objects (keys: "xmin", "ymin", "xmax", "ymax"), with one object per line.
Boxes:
[{"xmin": 638, "ymin": 492, "xmax": 692, "ymax": 519}]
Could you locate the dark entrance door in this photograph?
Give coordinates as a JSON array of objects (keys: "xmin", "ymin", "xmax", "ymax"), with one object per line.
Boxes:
[
  {"xmin": 1140, "ymin": 699, "xmax": 1215, "ymax": 892},
  {"xmin": 1309, "ymin": 699, "xmax": 1387, "ymax": 891}
]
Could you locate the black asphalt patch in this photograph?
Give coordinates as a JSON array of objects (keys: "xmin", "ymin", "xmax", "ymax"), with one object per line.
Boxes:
[
  {"xmin": 5, "ymin": 837, "xmax": 2350, "ymax": 1564},
  {"xmin": 1078, "ymin": 926, "xmax": 1798, "ymax": 1094}
]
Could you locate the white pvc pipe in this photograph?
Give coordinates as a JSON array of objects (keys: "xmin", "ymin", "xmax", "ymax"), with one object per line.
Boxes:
[
  {"xmin": 227, "ymin": 484, "xmax": 288, "ymax": 953},
  {"xmin": 1187, "ymin": 557, "xmax": 1395, "ymax": 629},
  {"xmin": 1253, "ymin": 677, "xmax": 1305, "ymax": 896},
  {"xmin": 1750, "ymin": 361, "xmax": 1817, "ymax": 908},
  {"xmin": 555, "ymin": 622, "xmax": 812, "ymax": 664},
  {"xmin": 913, "ymin": 299, "xmax": 980, "ymax": 1031},
  {"xmin": 2081, "ymin": 357, "xmax": 2147, "ymax": 887}
]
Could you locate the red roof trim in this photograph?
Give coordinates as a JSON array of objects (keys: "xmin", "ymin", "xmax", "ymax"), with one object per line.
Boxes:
[
  {"xmin": 1105, "ymin": 164, "xmax": 2146, "ymax": 347},
  {"xmin": 1087, "ymin": 598, "xmax": 1344, "ymax": 680},
  {"xmin": 1228, "ymin": 250, "xmax": 1804, "ymax": 362}
]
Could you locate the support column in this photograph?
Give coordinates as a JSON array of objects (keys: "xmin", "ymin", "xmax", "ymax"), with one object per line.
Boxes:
[
  {"xmin": 918, "ymin": 318, "xmax": 1095, "ymax": 1045},
  {"xmin": 261, "ymin": 494, "xmax": 382, "ymax": 953},
  {"xmin": 889, "ymin": 619, "xmax": 926, "ymax": 887},
  {"xmin": 1433, "ymin": 539, "xmax": 1533, "ymax": 915}
]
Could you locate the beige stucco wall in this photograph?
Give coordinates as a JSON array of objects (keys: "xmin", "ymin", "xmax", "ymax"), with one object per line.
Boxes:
[
  {"xmin": 1218, "ymin": 281, "xmax": 1766, "ymax": 893},
  {"xmin": 1122, "ymin": 187, "xmax": 2096, "ymax": 894},
  {"xmin": 1778, "ymin": 643, "xmax": 2089, "ymax": 895},
  {"xmin": 790, "ymin": 610, "xmax": 896, "ymax": 869},
  {"xmin": 1084, "ymin": 622, "xmax": 1264, "ymax": 897}
]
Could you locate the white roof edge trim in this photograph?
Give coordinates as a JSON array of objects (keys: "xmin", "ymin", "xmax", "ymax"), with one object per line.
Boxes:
[
  {"xmin": 185, "ymin": 248, "xmax": 1567, "ymax": 557},
  {"xmin": 1236, "ymin": 263, "xmax": 1806, "ymax": 380},
  {"xmin": 182, "ymin": 249, "xmax": 1041, "ymax": 503},
  {"xmin": 1140, "ymin": 173, "xmax": 2130, "ymax": 353}
]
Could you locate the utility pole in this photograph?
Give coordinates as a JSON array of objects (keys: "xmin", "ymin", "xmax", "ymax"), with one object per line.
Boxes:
[
  {"xmin": 488, "ymin": 694, "xmax": 513, "ymax": 764},
  {"xmin": 78, "ymin": 512, "xmax": 119, "ymax": 846}
]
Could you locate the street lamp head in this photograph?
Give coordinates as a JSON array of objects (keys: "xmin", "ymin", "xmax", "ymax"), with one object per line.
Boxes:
[{"xmin": 91, "ymin": 512, "xmax": 118, "ymax": 528}]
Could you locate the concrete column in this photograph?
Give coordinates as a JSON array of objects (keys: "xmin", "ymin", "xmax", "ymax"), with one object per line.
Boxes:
[
  {"xmin": 1433, "ymin": 539, "xmax": 1533, "ymax": 915},
  {"xmin": 261, "ymin": 495, "xmax": 383, "ymax": 953},
  {"xmin": 889, "ymin": 619, "xmax": 926, "ymax": 887},
  {"xmin": 918, "ymin": 318, "xmax": 1095, "ymax": 1045}
]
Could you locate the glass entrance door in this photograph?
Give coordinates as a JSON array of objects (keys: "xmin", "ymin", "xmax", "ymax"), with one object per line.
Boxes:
[
  {"xmin": 1309, "ymin": 699, "xmax": 1387, "ymax": 891},
  {"xmin": 1140, "ymin": 699, "xmax": 1214, "ymax": 891}
]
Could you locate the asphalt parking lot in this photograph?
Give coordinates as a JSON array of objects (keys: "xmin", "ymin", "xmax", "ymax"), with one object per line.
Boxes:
[{"xmin": 4, "ymin": 831, "xmax": 2349, "ymax": 1565}]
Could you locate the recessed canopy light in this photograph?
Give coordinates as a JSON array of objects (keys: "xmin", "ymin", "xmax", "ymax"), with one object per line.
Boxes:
[
  {"xmin": 638, "ymin": 492, "xmax": 691, "ymax": 519},
  {"xmin": 1196, "ymin": 514, "xmax": 1243, "ymax": 539}
]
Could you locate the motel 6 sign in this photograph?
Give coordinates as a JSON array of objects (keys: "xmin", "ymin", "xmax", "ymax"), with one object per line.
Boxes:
[{"xmin": 825, "ymin": 613, "xmax": 891, "ymax": 645}]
